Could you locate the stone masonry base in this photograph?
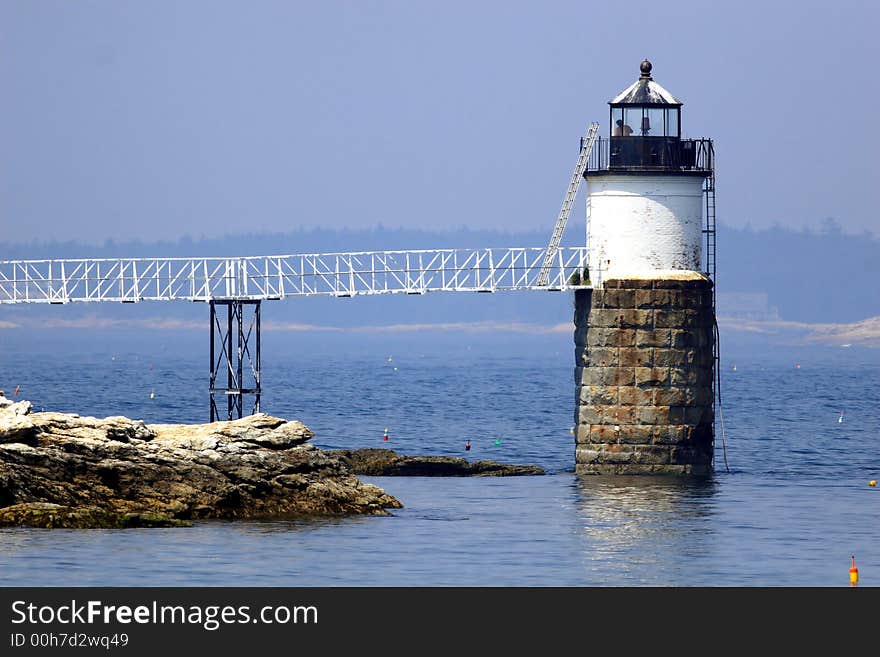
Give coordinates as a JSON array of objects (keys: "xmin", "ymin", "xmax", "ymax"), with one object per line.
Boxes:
[{"xmin": 573, "ymin": 275, "xmax": 714, "ymax": 475}]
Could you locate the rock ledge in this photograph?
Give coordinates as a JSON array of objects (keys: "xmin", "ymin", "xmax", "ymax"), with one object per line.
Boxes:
[
  {"xmin": 330, "ymin": 448, "xmax": 545, "ymax": 477},
  {"xmin": 0, "ymin": 403, "xmax": 401, "ymax": 528}
]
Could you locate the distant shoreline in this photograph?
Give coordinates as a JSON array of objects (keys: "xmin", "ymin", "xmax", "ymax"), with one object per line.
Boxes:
[{"xmin": 1, "ymin": 315, "xmax": 879, "ymax": 347}]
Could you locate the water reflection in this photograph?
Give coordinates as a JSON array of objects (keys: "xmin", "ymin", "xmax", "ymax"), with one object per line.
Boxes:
[{"xmin": 573, "ymin": 475, "xmax": 719, "ymax": 585}]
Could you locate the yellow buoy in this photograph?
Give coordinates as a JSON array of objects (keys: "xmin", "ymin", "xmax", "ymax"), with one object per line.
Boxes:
[
  {"xmin": 850, "ymin": 556, "xmax": 859, "ymax": 586},
  {"xmin": 870, "ymin": 480, "xmax": 877, "ymax": 487}
]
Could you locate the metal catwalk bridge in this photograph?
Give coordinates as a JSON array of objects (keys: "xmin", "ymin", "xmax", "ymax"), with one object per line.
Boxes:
[
  {"xmin": 0, "ymin": 246, "xmax": 589, "ymax": 304},
  {"xmin": 0, "ymin": 246, "xmax": 591, "ymax": 421}
]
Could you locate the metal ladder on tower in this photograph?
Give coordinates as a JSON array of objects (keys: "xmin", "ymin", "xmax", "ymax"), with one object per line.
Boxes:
[
  {"xmin": 703, "ymin": 171, "xmax": 716, "ymax": 288},
  {"xmin": 704, "ymin": 165, "xmax": 718, "ymax": 394},
  {"xmin": 703, "ymin": 168, "xmax": 716, "ymax": 304},
  {"xmin": 536, "ymin": 121, "xmax": 600, "ymax": 287}
]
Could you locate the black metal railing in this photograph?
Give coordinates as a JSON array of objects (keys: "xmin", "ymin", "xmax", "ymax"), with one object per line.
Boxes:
[{"xmin": 586, "ymin": 137, "xmax": 713, "ymax": 174}]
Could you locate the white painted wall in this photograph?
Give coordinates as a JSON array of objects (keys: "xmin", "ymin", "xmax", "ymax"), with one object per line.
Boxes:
[{"xmin": 585, "ymin": 175, "xmax": 705, "ymax": 283}]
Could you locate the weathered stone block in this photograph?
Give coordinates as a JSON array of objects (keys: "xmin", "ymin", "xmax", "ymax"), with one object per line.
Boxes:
[
  {"xmin": 652, "ymin": 348, "xmax": 682, "ymax": 368},
  {"xmin": 586, "ymin": 327, "xmax": 637, "ymax": 348},
  {"xmin": 602, "ymin": 288, "xmax": 635, "ymax": 308},
  {"xmin": 590, "ymin": 308, "xmax": 624, "ymax": 328},
  {"xmin": 590, "ymin": 367, "xmax": 634, "ymax": 387},
  {"xmin": 671, "ymin": 329, "xmax": 697, "ymax": 349},
  {"xmin": 619, "ymin": 347, "xmax": 653, "ymax": 368},
  {"xmin": 600, "ymin": 444, "xmax": 634, "ymax": 463},
  {"xmin": 679, "ymin": 349, "xmax": 698, "ymax": 367},
  {"xmin": 632, "ymin": 445, "xmax": 673, "ymax": 465},
  {"xmin": 589, "ymin": 424, "xmax": 617, "ymax": 442},
  {"xmin": 583, "ymin": 347, "xmax": 618, "ymax": 368},
  {"xmin": 668, "ymin": 406, "xmax": 710, "ymax": 424},
  {"xmin": 579, "ymin": 385, "xmax": 618, "ymax": 405},
  {"xmin": 575, "ymin": 446, "xmax": 601, "ymax": 464},
  {"xmin": 634, "ymin": 309, "xmax": 656, "ymax": 328},
  {"xmin": 575, "ymin": 425, "xmax": 594, "ymax": 445},
  {"xmin": 654, "ymin": 309, "xmax": 689, "ymax": 328},
  {"xmin": 616, "ymin": 425, "xmax": 654, "ymax": 445},
  {"xmin": 679, "ymin": 288, "xmax": 713, "ymax": 310},
  {"xmin": 670, "ymin": 367, "xmax": 700, "ymax": 387},
  {"xmin": 593, "ymin": 309, "xmax": 652, "ymax": 329},
  {"xmin": 613, "ymin": 367, "xmax": 635, "ymax": 386},
  {"xmin": 634, "ymin": 289, "xmax": 675, "ymax": 309},
  {"xmin": 618, "ymin": 386, "xmax": 653, "ymax": 406},
  {"xmin": 636, "ymin": 367, "xmax": 669, "ymax": 387},
  {"xmin": 652, "ymin": 425, "xmax": 690, "ymax": 445},
  {"xmin": 578, "ymin": 405, "xmax": 602, "ymax": 425},
  {"xmin": 653, "ymin": 387, "xmax": 687, "ymax": 406},
  {"xmin": 635, "ymin": 405, "xmax": 670, "ymax": 425},
  {"xmin": 636, "ymin": 328, "xmax": 671, "ymax": 348},
  {"xmin": 585, "ymin": 327, "xmax": 608, "ymax": 347},
  {"xmin": 604, "ymin": 406, "xmax": 636, "ymax": 424}
]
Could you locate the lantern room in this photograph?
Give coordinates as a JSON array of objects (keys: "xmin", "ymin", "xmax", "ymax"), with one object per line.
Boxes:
[{"xmin": 608, "ymin": 59, "xmax": 689, "ymax": 170}]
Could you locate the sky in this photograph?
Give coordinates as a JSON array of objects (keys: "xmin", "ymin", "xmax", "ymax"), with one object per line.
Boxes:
[{"xmin": 0, "ymin": 0, "xmax": 877, "ymax": 245}]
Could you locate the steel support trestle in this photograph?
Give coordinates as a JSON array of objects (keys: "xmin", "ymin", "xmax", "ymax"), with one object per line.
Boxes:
[{"xmin": 209, "ymin": 299, "xmax": 261, "ymax": 422}]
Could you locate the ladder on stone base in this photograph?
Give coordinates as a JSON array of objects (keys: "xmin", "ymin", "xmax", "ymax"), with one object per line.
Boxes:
[
  {"xmin": 537, "ymin": 121, "xmax": 599, "ymax": 287},
  {"xmin": 703, "ymin": 171, "xmax": 717, "ymax": 292}
]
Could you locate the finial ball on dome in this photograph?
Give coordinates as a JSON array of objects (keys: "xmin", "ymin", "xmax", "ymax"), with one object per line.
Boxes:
[{"xmin": 640, "ymin": 59, "xmax": 652, "ymax": 78}]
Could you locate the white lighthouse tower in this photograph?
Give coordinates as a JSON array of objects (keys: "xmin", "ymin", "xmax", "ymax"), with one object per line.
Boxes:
[
  {"xmin": 585, "ymin": 59, "xmax": 712, "ymax": 284},
  {"xmin": 574, "ymin": 59, "xmax": 716, "ymax": 476}
]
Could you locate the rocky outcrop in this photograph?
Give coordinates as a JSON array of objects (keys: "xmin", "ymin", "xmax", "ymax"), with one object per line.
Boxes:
[
  {"xmin": 0, "ymin": 404, "xmax": 401, "ymax": 528},
  {"xmin": 330, "ymin": 448, "xmax": 545, "ymax": 477}
]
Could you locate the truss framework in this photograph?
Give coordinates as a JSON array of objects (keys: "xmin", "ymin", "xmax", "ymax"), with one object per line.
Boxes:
[{"xmin": 0, "ymin": 247, "xmax": 590, "ymax": 304}]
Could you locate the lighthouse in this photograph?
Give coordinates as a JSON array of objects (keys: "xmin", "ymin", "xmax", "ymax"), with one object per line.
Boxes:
[{"xmin": 574, "ymin": 60, "xmax": 716, "ymax": 475}]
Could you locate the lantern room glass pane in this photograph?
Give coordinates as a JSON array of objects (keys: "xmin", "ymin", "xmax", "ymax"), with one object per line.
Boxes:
[
  {"xmin": 622, "ymin": 108, "xmax": 641, "ymax": 135},
  {"xmin": 665, "ymin": 108, "xmax": 680, "ymax": 136},
  {"xmin": 643, "ymin": 108, "xmax": 664, "ymax": 136},
  {"xmin": 611, "ymin": 107, "xmax": 625, "ymax": 136}
]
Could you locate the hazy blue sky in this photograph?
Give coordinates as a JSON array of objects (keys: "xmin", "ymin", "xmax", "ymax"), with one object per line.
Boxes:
[{"xmin": 0, "ymin": 0, "xmax": 877, "ymax": 245}]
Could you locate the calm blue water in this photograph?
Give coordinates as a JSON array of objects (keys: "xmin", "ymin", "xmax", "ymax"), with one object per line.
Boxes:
[{"xmin": 1, "ymin": 328, "xmax": 878, "ymax": 586}]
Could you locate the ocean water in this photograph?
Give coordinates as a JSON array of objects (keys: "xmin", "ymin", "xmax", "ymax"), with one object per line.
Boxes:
[{"xmin": 0, "ymin": 327, "xmax": 878, "ymax": 586}]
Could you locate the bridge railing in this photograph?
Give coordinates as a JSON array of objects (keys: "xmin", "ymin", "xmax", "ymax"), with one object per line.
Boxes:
[{"xmin": 0, "ymin": 247, "xmax": 591, "ymax": 304}]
